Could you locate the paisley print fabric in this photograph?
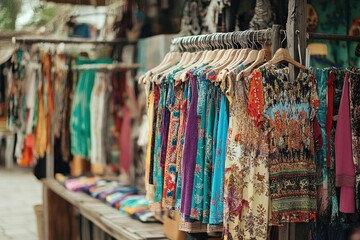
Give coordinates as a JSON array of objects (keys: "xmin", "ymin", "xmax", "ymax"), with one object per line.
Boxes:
[{"xmin": 249, "ymin": 66, "xmax": 319, "ymax": 225}]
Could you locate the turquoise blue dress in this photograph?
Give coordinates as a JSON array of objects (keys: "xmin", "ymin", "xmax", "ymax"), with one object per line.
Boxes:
[{"xmin": 209, "ymin": 91, "xmax": 229, "ymax": 224}]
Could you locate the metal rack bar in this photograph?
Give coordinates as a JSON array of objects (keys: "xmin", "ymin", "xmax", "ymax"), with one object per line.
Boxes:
[
  {"xmin": 171, "ymin": 28, "xmax": 273, "ymax": 52},
  {"xmin": 12, "ymin": 36, "xmax": 136, "ymax": 45},
  {"xmin": 308, "ymin": 32, "xmax": 360, "ymax": 42},
  {"xmin": 171, "ymin": 25, "xmax": 283, "ymax": 57}
]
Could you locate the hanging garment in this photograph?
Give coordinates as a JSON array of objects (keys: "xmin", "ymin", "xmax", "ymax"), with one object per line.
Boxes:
[
  {"xmin": 162, "ymin": 80, "xmax": 184, "ymax": 208},
  {"xmin": 61, "ymin": 63, "xmax": 74, "ymax": 162},
  {"xmin": 249, "ymin": 0, "xmax": 275, "ymax": 30},
  {"xmin": 41, "ymin": 53, "xmax": 54, "ymax": 155},
  {"xmin": 145, "ymin": 89, "xmax": 155, "ymax": 201},
  {"xmin": 190, "ymin": 69, "xmax": 210, "ymax": 222},
  {"xmin": 180, "ymin": 70, "xmax": 199, "ymax": 219},
  {"xmin": 209, "ymin": 90, "xmax": 229, "ymax": 224},
  {"xmin": 224, "ymin": 67, "xmax": 269, "ymax": 240},
  {"xmin": 53, "ymin": 55, "xmax": 67, "ymax": 139},
  {"xmin": 335, "ymin": 72, "xmax": 355, "ymax": 214},
  {"xmin": 153, "ymin": 83, "xmax": 167, "ymax": 203},
  {"xmin": 180, "ymin": 0, "xmax": 212, "ymax": 35},
  {"xmin": 119, "ymin": 80, "xmax": 138, "ymax": 175},
  {"xmin": 348, "ymin": 70, "xmax": 360, "ymax": 213},
  {"xmin": 90, "ymin": 72, "xmax": 110, "ymax": 166},
  {"xmin": 33, "ymin": 83, "xmax": 47, "ymax": 159},
  {"xmin": 313, "ymin": 68, "xmax": 330, "ymax": 216},
  {"xmin": 249, "ymin": 66, "xmax": 319, "ymax": 225},
  {"xmin": 349, "ymin": 71, "xmax": 360, "ymax": 173},
  {"xmin": 70, "ymin": 59, "xmax": 112, "ymax": 159},
  {"xmin": 175, "ymin": 81, "xmax": 189, "ymax": 210}
]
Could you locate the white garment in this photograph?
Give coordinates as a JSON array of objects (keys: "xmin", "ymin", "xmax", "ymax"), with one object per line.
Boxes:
[
  {"xmin": 25, "ymin": 63, "xmax": 40, "ymax": 134},
  {"xmin": 90, "ymin": 72, "xmax": 109, "ymax": 165}
]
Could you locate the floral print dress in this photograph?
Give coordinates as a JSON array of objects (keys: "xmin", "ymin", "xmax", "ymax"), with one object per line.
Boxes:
[{"xmin": 224, "ymin": 66, "xmax": 269, "ymax": 240}]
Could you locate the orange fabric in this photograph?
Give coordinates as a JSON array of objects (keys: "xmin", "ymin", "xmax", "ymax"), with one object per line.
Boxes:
[
  {"xmin": 33, "ymin": 87, "xmax": 47, "ymax": 158},
  {"xmin": 247, "ymin": 70, "xmax": 265, "ymax": 126},
  {"xmin": 18, "ymin": 135, "xmax": 34, "ymax": 167},
  {"xmin": 41, "ymin": 53, "xmax": 54, "ymax": 154}
]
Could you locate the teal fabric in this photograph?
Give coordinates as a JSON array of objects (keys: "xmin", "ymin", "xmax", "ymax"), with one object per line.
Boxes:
[
  {"xmin": 190, "ymin": 71, "xmax": 209, "ymax": 221},
  {"xmin": 153, "ymin": 82, "xmax": 166, "ymax": 203},
  {"xmin": 209, "ymin": 92, "xmax": 229, "ymax": 224},
  {"xmin": 70, "ymin": 58, "xmax": 112, "ymax": 158}
]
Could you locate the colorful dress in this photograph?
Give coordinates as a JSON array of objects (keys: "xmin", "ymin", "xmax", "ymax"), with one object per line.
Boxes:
[
  {"xmin": 249, "ymin": 66, "xmax": 319, "ymax": 225},
  {"xmin": 190, "ymin": 69, "xmax": 210, "ymax": 221},
  {"xmin": 209, "ymin": 90, "xmax": 229, "ymax": 224},
  {"xmin": 180, "ymin": 70, "xmax": 199, "ymax": 219},
  {"xmin": 312, "ymin": 68, "xmax": 329, "ymax": 216},
  {"xmin": 175, "ymin": 82, "xmax": 189, "ymax": 210},
  {"xmin": 153, "ymin": 82, "xmax": 168, "ymax": 203},
  {"xmin": 223, "ymin": 66, "xmax": 269, "ymax": 240},
  {"xmin": 162, "ymin": 75, "xmax": 184, "ymax": 208}
]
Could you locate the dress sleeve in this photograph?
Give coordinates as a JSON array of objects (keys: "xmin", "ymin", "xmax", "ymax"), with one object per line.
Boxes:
[{"xmin": 247, "ymin": 69, "xmax": 266, "ymax": 127}]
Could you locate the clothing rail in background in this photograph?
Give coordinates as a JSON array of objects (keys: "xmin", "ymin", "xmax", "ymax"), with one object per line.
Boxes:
[
  {"xmin": 12, "ymin": 36, "xmax": 136, "ymax": 45},
  {"xmin": 74, "ymin": 63, "xmax": 141, "ymax": 71},
  {"xmin": 171, "ymin": 24, "xmax": 282, "ymax": 56},
  {"xmin": 308, "ymin": 32, "xmax": 360, "ymax": 42}
]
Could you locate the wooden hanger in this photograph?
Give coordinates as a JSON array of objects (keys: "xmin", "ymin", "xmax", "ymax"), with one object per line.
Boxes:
[
  {"xmin": 267, "ymin": 48, "xmax": 306, "ymax": 70},
  {"xmin": 146, "ymin": 52, "xmax": 181, "ymax": 84},
  {"xmin": 140, "ymin": 51, "xmax": 181, "ymax": 84},
  {"xmin": 236, "ymin": 49, "xmax": 268, "ymax": 80}
]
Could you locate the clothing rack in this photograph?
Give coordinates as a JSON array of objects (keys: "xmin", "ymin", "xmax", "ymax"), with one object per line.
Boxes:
[
  {"xmin": 74, "ymin": 63, "xmax": 140, "ymax": 71},
  {"xmin": 11, "ymin": 37, "xmax": 138, "ymax": 180},
  {"xmin": 12, "ymin": 36, "xmax": 136, "ymax": 45},
  {"xmin": 308, "ymin": 32, "xmax": 360, "ymax": 42},
  {"xmin": 171, "ymin": 24, "xmax": 282, "ymax": 56}
]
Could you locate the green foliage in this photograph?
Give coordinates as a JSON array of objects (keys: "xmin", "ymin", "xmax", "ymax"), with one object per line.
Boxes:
[
  {"xmin": 23, "ymin": 2, "xmax": 58, "ymax": 28},
  {"xmin": 0, "ymin": 0, "xmax": 23, "ymax": 30}
]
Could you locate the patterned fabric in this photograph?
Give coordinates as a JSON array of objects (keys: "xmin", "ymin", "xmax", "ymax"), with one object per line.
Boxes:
[
  {"xmin": 312, "ymin": 68, "xmax": 329, "ymax": 216},
  {"xmin": 249, "ymin": 66, "xmax": 319, "ymax": 225},
  {"xmin": 349, "ymin": 70, "xmax": 360, "ymax": 172},
  {"xmin": 162, "ymin": 80, "xmax": 184, "ymax": 208},
  {"xmin": 153, "ymin": 83, "xmax": 167, "ymax": 203},
  {"xmin": 224, "ymin": 66, "xmax": 269, "ymax": 240},
  {"xmin": 202, "ymin": 83, "xmax": 215, "ymax": 224},
  {"xmin": 175, "ymin": 82, "xmax": 189, "ymax": 211},
  {"xmin": 191, "ymin": 72, "xmax": 209, "ymax": 221},
  {"xmin": 180, "ymin": 0, "xmax": 212, "ymax": 35}
]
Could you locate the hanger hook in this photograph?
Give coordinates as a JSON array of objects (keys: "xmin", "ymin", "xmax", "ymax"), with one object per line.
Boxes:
[
  {"xmin": 252, "ymin": 30, "xmax": 256, "ymax": 48},
  {"xmin": 280, "ymin": 29, "xmax": 287, "ymax": 47},
  {"xmin": 247, "ymin": 30, "xmax": 252, "ymax": 48},
  {"xmin": 266, "ymin": 28, "xmax": 271, "ymax": 47}
]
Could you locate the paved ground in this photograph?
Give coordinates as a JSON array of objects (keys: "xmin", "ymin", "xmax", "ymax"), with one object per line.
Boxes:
[{"xmin": 0, "ymin": 167, "xmax": 42, "ymax": 240}]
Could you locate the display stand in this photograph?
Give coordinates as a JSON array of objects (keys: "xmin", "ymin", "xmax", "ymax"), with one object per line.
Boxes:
[{"xmin": 42, "ymin": 179, "xmax": 166, "ymax": 240}]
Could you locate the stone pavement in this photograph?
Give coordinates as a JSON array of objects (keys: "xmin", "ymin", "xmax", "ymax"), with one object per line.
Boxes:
[{"xmin": 0, "ymin": 167, "xmax": 42, "ymax": 240}]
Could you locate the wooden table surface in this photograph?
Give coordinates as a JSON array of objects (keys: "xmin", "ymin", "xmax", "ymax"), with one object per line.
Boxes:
[{"xmin": 43, "ymin": 179, "xmax": 166, "ymax": 240}]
